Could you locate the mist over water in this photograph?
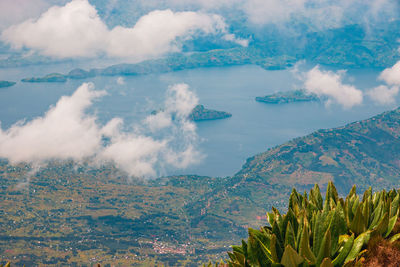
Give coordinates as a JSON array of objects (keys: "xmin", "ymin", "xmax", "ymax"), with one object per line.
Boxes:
[{"xmin": 0, "ymin": 63, "xmax": 394, "ymax": 177}]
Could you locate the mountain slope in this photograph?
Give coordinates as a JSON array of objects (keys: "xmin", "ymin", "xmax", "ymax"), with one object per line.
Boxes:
[
  {"xmin": 3, "ymin": 108, "xmax": 400, "ymax": 265},
  {"xmin": 235, "ymin": 107, "xmax": 400, "ymax": 193}
]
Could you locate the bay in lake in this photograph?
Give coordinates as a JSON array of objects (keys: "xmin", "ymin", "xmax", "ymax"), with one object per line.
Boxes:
[{"xmin": 0, "ymin": 63, "xmax": 394, "ymax": 177}]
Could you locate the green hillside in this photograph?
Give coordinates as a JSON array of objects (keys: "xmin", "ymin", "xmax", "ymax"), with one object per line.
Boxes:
[
  {"xmin": 2, "ymin": 107, "xmax": 400, "ymax": 265},
  {"xmin": 236, "ymin": 107, "xmax": 400, "ymax": 194}
]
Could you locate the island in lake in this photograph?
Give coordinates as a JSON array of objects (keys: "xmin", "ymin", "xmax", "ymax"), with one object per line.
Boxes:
[
  {"xmin": 255, "ymin": 89, "xmax": 320, "ymax": 104},
  {"xmin": 0, "ymin": 80, "xmax": 16, "ymax": 88},
  {"xmin": 189, "ymin": 104, "xmax": 232, "ymax": 121},
  {"xmin": 21, "ymin": 73, "xmax": 67, "ymax": 83},
  {"xmin": 152, "ymin": 104, "xmax": 232, "ymax": 122}
]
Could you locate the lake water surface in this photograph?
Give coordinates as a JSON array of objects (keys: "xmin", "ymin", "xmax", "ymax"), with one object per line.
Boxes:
[{"xmin": 0, "ymin": 63, "xmax": 394, "ymax": 177}]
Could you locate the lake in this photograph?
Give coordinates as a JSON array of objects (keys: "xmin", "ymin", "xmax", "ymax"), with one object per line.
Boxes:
[{"xmin": 0, "ymin": 63, "xmax": 394, "ymax": 177}]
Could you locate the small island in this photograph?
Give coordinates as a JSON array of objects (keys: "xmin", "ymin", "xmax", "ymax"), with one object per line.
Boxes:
[
  {"xmin": 152, "ymin": 104, "xmax": 232, "ymax": 122},
  {"xmin": 0, "ymin": 80, "xmax": 16, "ymax": 88},
  {"xmin": 21, "ymin": 73, "xmax": 67, "ymax": 83},
  {"xmin": 189, "ymin": 104, "xmax": 232, "ymax": 121},
  {"xmin": 255, "ymin": 89, "xmax": 319, "ymax": 104}
]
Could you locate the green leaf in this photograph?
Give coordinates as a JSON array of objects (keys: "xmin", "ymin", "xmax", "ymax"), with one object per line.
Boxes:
[
  {"xmin": 233, "ymin": 251, "xmax": 246, "ymax": 265},
  {"xmin": 332, "ymin": 234, "xmax": 354, "ymax": 266},
  {"xmin": 313, "ymin": 212, "xmax": 330, "ymax": 256},
  {"xmin": 267, "ymin": 212, "xmax": 275, "ymax": 226},
  {"xmin": 280, "ymin": 245, "xmax": 304, "ymax": 267},
  {"xmin": 285, "ymin": 209, "xmax": 299, "ymax": 237},
  {"xmin": 373, "ymin": 212, "xmax": 389, "ymax": 236},
  {"xmin": 232, "ymin": 245, "xmax": 244, "ymax": 254},
  {"xmin": 310, "ymin": 184, "xmax": 323, "ymax": 210},
  {"xmin": 385, "ymin": 212, "xmax": 399, "ymax": 238},
  {"xmin": 362, "ymin": 200, "xmax": 370, "ymax": 226},
  {"xmin": 344, "ymin": 230, "xmax": 371, "ymax": 264},
  {"xmin": 272, "ymin": 220, "xmax": 284, "ymax": 253},
  {"xmin": 271, "ymin": 234, "xmax": 280, "ymax": 263},
  {"xmin": 242, "ymin": 240, "xmax": 248, "ymax": 259},
  {"xmin": 316, "ymin": 229, "xmax": 331, "ymax": 265},
  {"xmin": 349, "ymin": 205, "xmax": 366, "ymax": 235},
  {"xmin": 351, "ymin": 195, "xmax": 360, "ymax": 218},
  {"xmin": 369, "ymin": 200, "xmax": 384, "ymax": 229},
  {"xmin": 390, "ymin": 233, "xmax": 400, "ymax": 243},
  {"xmin": 325, "ymin": 181, "xmax": 339, "ymax": 206},
  {"xmin": 248, "ymin": 228, "xmax": 273, "ymax": 266},
  {"xmin": 299, "ymin": 223, "xmax": 316, "ymax": 265},
  {"xmin": 228, "ymin": 251, "xmax": 236, "ymax": 262},
  {"xmin": 362, "ymin": 187, "xmax": 372, "ymax": 202},
  {"xmin": 289, "ymin": 188, "xmax": 300, "ymax": 214},
  {"xmin": 253, "ymin": 234, "xmax": 273, "ymax": 263},
  {"xmin": 348, "ymin": 185, "xmax": 357, "ymax": 198},
  {"xmin": 285, "ymin": 221, "xmax": 297, "ymax": 249},
  {"xmin": 390, "ymin": 194, "xmax": 400, "ymax": 218},
  {"xmin": 329, "ymin": 202, "xmax": 347, "ymax": 255}
]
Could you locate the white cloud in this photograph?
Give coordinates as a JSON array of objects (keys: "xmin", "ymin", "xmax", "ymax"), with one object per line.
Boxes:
[
  {"xmin": 367, "ymin": 85, "xmax": 399, "ymax": 105},
  {"xmin": 366, "ymin": 60, "xmax": 400, "ymax": 105},
  {"xmin": 245, "ymin": 0, "xmax": 307, "ymax": 25},
  {"xmin": 165, "ymin": 83, "xmax": 199, "ymax": 119},
  {"xmin": 1, "ymin": 0, "xmax": 246, "ymax": 60},
  {"xmin": 0, "ymin": 0, "xmax": 62, "ymax": 30},
  {"xmin": 0, "ymin": 82, "xmax": 203, "ymax": 178},
  {"xmin": 99, "ymin": 134, "xmax": 168, "ymax": 177},
  {"xmin": 379, "ymin": 61, "xmax": 400, "ymax": 86},
  {"xmin": 145, "ymin": 112, "xmax": 173, "ymax": 132},
  {"xmin": 144, "ymin": 83, "xmax": 199, "ymax": 132},
  {"xmin": 304, "ymin": 66, "xmax": 363, "ymax": 108},
  {"xmin": 168, "ymin": 0, "xmax": 242, "ymax": 10},
  {"xmin": 2, "ymin": 0, "xmax": 107, "ymax": 58},
  {"xmin": 116, "ymin": 77, "xmax": 125, "ymax": 85},
  {"xmin": 0, "ymin": 83, "xmax": 105, "ymax": 163},
  {"xmin": 99, "ymin": 83, "xmax": 202, "ymax": 176},
  {"xmin": 223, "ymin": 33, "xmax": 249, "ymax": 47}
]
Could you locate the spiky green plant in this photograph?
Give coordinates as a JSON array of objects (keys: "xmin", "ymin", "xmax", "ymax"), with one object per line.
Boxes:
[{"xmin": 226, "ymin": 182, "xmax": 400, "ymax": 267}]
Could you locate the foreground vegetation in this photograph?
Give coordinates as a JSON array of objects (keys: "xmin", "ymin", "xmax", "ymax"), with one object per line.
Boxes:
[{"xmin": 226, "ymin": 182, "xmax": 400, "ymax": 266}]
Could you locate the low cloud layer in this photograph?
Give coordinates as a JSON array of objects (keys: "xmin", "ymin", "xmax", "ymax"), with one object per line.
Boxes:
[
  {"xmin": 367, "ymin": 85, "xmax": 399, "ymax": 105},
  {"xmin": 366, "ymin": 60, "xmax": 400, "ymax": 105},
  {"xmin": 379, "ymin": 61, "xmax": 400, "ymax": 86},
  {"xmin": 302, "ymin": 62, "xmax": 400, "ymax": 107},
  {"xmin": 0, "ymin": 0, "xmax": 63, "ymax": 30},
  {"xmin": 304, "ymin": 66, "xmax": 363, "ymax": 108},
  {"xmin": 0, "ymin": 82, "xmax": 203, "ymax": 177},
  {"xmin": 1, "ymin": 0, "xmax": 247, "ymax": 60}
]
